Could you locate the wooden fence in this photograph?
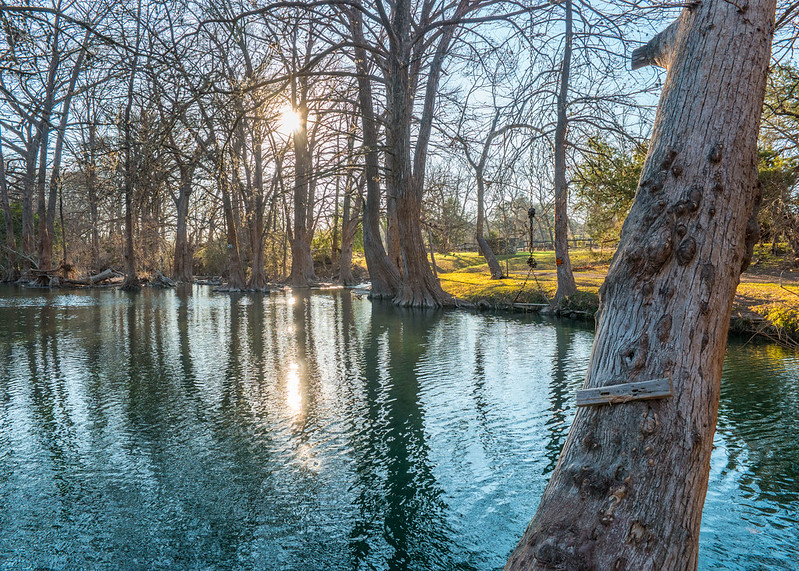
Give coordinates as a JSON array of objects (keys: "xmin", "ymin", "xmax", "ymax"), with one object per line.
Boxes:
[{"xmin": 453, "ymin": 237, "xmax": 613, "ymax": 252}]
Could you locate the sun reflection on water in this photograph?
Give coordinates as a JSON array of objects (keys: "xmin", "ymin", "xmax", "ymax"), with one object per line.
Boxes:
[{"xmin": 286, "ymin": 362, "xmax": 302, "ymax": 415}]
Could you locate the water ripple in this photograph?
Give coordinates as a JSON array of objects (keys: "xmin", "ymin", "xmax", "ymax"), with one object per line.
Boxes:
[{"xmin": 0, "ymin": 286, "xmax": 796, "ymax": 570}]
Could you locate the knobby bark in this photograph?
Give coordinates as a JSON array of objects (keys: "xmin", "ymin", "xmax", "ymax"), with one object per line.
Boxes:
[
  {"xmin": 506, "ymin": 1, "xmax": 775, "ymax": 569},
  {"xmin": 553, "ymin": 0, "xmax": 577, "ymax": 302}
]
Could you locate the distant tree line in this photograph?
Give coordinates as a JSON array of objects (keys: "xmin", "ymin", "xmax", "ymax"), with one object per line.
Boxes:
[
  {"xmin": 573, "ymin": 66, "xmax": 799, "ymax": 258},
  {"xmin": 0, "ymin": 0, "xmax": 667, "ymax": 304},
  {"xmin": 3, "ymin": 1, "xmax": 796, "ymax": 304}
]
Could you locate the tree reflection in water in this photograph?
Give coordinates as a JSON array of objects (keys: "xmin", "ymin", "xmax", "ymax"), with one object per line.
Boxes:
[{"xmin": 0, "ymin": 287, "xmax": 796, "ymax": 569}]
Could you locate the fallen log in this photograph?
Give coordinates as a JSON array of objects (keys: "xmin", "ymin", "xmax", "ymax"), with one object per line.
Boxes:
[{"xmin": 88, "ymin": 268, "xmax": 120, "ymax": 285}]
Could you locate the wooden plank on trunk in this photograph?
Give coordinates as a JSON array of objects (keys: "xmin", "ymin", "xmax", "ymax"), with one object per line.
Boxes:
[{"xmin": 576, "ymin": 378, "xmax": 672, "ymax": 407}]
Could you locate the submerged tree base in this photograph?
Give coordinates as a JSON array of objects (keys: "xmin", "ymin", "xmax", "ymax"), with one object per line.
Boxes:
[
  {"xmin": 121, "ymin": 280, "xmax": 142, "ymax": 292},
  {"xmin": 214, "ymin": 285, "xmax": 275, "ymax": 293},
  {"xmin": 392, "ymin": 285, "xmax": 455, "ymax": 309}
]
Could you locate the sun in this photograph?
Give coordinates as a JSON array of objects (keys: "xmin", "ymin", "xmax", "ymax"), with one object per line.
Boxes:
[{"xmin": 279, "ymin": 106, "xmax": 301, "ymax": 135}]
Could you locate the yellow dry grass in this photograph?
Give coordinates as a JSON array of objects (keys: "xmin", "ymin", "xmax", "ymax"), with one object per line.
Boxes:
[
  {"xmin": 434, "ymin": 250, "xmax": 606, "ymax": 304},
  {"xmin": 433, "ymin": 249, "xmax": 799, "ymax": 333},
  {"xmin": 351, "ymin": 247, "xmax": 799, "ymax": 333}
]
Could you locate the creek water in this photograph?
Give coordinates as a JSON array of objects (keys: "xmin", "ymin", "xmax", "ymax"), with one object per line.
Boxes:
[{"xmin": 0, "ymin": 285, "xmax": 796, "ymax": 570}]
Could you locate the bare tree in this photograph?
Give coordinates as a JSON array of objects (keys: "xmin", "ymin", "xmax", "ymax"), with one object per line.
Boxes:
[
  {"xmin": 43, "ymin": 28, "xmax": 92, "ymax": 273},
  {"xmin": 0, "ymin": 123, "xmax": 15, "ymax": 279},
  {"xmin": 448, "ymin": 96, "xmax": 543, "ymax": 279},
  {"xmin": 287, "ymin": 48, "xmax": 317, "ymax": 287},
  {"xmin": 0, "ymin": 6, "xmax": 58, "ymax": 274},
  {"xmin": 552, "ymin": 0, "xmax": 578, "ymax": 301},
  {"xmin": 345, "ymin": 0, "xmax": 401, "ymax": 297},
  {"xmin": 337, "ymin": 144, "xmax": 363, "ymax": 286},
  {"xmin": 339, "ymin": 0, "xmax": 518, "ymax": 306},
  {"xmin": 121, "ymin": 0, "xmax": 143, "ymax": 290}
]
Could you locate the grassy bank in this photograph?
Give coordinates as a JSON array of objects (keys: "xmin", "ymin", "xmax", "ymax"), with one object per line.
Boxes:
[
  {"xmin": 435, "ymin": 250, "xmax": 609, "ymax": 313},
  {"xmin": 431, "ymin": 247, "xmax": 799, "ymax": 344}
]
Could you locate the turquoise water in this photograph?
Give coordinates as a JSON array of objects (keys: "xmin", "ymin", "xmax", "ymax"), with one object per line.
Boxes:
[{"xmin": 0, "ymin": 286, "xmax": 796, "ymax": 569}]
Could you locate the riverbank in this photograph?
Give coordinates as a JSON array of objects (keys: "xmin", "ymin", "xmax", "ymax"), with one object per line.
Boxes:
[{"xmin": 432, "ymin": 248, "xmax": 799, "ymax": 346}]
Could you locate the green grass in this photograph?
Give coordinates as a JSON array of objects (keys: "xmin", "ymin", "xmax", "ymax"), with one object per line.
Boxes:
[
  {"xmin": 434, "ymin": 247, "xmax": 799, "ymax": 340},
  {"xmin": 350, "ymin": 246, "xmax": 799, "ymax": 339},
  {"xmin": 433, "ymin": 250, "xmax": 614, "ymax": 275},
  {"xmin": 434, "ymin": 249, "xmax": 608, "ymax": 309}
]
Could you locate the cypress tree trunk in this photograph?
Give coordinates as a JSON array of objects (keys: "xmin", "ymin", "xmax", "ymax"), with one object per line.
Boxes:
[
  {"xmin": 173, "ymin": 163, "xmax": 193, "ymax": 282},
  {"xmin": 45, "ymin": 31, "xmax": 88, "ymax": 275},
  {"xmin": 338, "ymin": 190, "xmax": 360, "ymax": 286},
  {"xmin": 21, "ymin": 132, "xmax": 37, "ymax": 275},
  {"xmin": 393, "ymin": 183, "xmax": 451, "ymax": 307},
  {"xmin": 476, "ymin": 174, "xmax": 504, "ymax": 279},
  {"xmin": 35, "ymin": 16, "xmax": 60, "ymax": 275},
  {"xmin": 332, "ymin": 169, "xmax": 340, "ymax": 266},
  {"xmin": 220, "ymin": 168, "xmax": 247, "ymax": 290},
  {"xmin": 87, "ymin": 122, "xmax": 100, "ymax": 271},
  {"xmin": 36, "ymin": 129, "xmax": 53, "ymax": 271},
  {"xmin": 248, "ymin": 206, "xmax": 267, "ymax": 288},
  {"xmin": 385, "ymin": 196, "xmax": 402, "ymax": 272},
  {"xmin": 248, "ymin": 141, "xmax": 268, "ymax": 290},
  {"xmin": 506, "ymin": 1, "xmax": 776, "ymax": 568},
  {"xmin": 288, "ymin": 100, "xmax": 317, "ymax": 287},
  {"xmin": 348, "ymin": 3, "xmax": 400, "ymax": 298},
  {"xmin": 0, "ymin": 125, "xmax": 17, "ymax": 281},
  {"xmin": 553, "ymin": 0, "xmax": 577, "ymax": 302},
  {"xmin": 384, "ymin": 0, "xmax": 467, "ymax": 308},
  {"xmin": 337, "ymin": 126, "xmax": 358, "ymax": 286},
  {"xmin": 121, "ymin": 0, "xmax": 142, "ymax": 292}
]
